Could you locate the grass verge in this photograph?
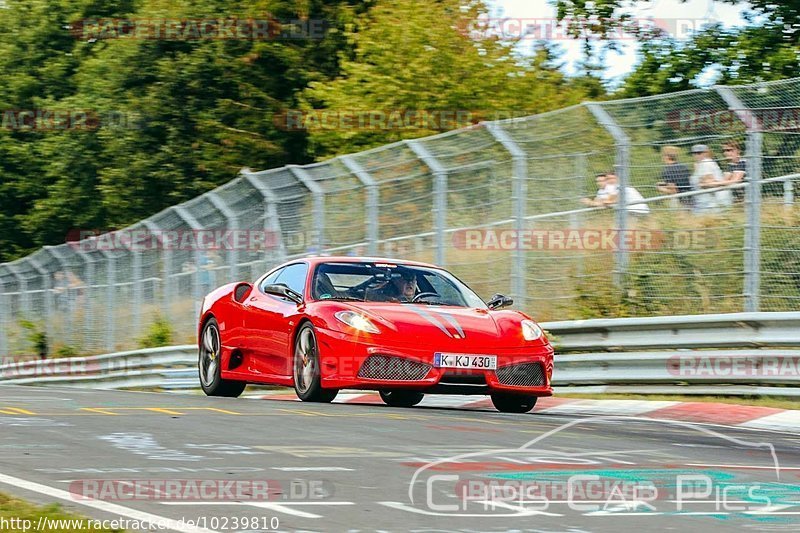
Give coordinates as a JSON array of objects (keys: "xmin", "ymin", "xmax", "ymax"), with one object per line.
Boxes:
[{"xmin": 0, "ymin": 492, "xmax": 121, "ymax": 532}]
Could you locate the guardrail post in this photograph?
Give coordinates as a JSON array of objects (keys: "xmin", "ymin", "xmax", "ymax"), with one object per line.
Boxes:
[
  {"xmin": 486, "ymin": 122, "xmax": 528, "ymax": 309},
  {"xmin": 288, "ymin": 165, "xmax": 325, "ymax": 254},
  {"xmin": 206, "ymin": 191, "xmax": 240, "ymax": 282},
  {"xmin": 406, "ymin": 140, "xmax": 448, "ymax": 266},
  {"xmin": 341, "ymin": 155, "xmax": 379, "ymax": 256},
  {"xmin": 717, "ymin": 86, "xmax": 762, "ymax": 312},
  {"xmin": 587, "ymin": 103, "xmax": 631, "ymax": 287}
]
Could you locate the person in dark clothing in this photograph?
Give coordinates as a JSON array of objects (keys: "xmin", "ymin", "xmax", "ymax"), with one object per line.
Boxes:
[
  {"xmin": 721, "ymin": 140, "xmax": 747, "ymax": 202},
  {"xmin": 368, "ymin": 268, "xmax": 418, "ymax": 302},
  {"xmin": 656, "ymin": 145, "xmax": 694, "ymax": 209}
]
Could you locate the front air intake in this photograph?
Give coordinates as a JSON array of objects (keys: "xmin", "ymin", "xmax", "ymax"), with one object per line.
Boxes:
[
  {"xmin": 495, "ymin": 362, "xmax": 545, "ymax": 387},
  {"xmin": 357, "ymin": 355, "xmax": 431, "ymax": 381}
]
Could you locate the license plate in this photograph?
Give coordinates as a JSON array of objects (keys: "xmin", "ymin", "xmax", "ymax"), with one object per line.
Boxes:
[{"xmin": 433, "ymin": 353, "xmax": 497, "ymax": 370}]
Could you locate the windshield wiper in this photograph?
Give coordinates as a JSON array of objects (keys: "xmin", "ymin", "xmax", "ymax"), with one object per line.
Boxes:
[{"xmin": 321, "ymin": 296, "xmax": 365, "ymax": 302}]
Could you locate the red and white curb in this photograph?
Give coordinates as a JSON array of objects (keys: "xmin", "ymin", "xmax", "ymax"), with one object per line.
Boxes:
[{"xmin": 246, "ymin": 391, "xmax": 800, "ymax": 433}]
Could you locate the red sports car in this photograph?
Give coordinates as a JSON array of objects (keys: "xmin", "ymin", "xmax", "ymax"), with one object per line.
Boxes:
[{"xmin": 198, "ymin": 257, "xmax": 553, "ymax": 413}]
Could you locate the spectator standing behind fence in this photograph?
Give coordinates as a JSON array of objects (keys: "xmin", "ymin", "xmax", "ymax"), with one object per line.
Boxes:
[
  {"xmin": 581, "ymin": 173, "xmax": 615, "ymax": 207},
  {"xmin": 656, "ymin": 146, "xmax": 694, "ymax": 210},
  {"xmin": 721, "ymin": 140, "xmax": 747, "ymax": 203},
  {"xmin": 690, "ymin": 144, "xmax": 732, "ymax": 212},
  {"xmin": 581, "ymin": 172, "xmax": 650, "ymax": 216}
]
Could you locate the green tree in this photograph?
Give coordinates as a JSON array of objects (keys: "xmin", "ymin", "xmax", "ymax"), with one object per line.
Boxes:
[
  {"xmin": 554, "ymin": 0, "xmax": 800, "ymax": 95},
  {"xmin": 303, "ymin": 0, "xmax": 595, "ymax": 157}
]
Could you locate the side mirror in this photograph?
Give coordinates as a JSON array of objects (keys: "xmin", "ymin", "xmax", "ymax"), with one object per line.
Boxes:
[
  {"xmin": 233, "ymin": 282, "xmax": 252, "ymax": 303},
  {"xmin": 263, "ymin": 283, "xmax": 303, "ymax": 305},
  {"xmin": 487, "ymin": 293, "xmax": 513, "ymax": 310}
]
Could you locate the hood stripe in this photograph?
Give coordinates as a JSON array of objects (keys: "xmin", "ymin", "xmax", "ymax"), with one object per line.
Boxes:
[
  {"xmin": 434, "ymin": 311, "xmax": 465, "ymax": 338},
  {"xmin": 408, "ymin": 307, "xmax": 453, "ymax": 338}
]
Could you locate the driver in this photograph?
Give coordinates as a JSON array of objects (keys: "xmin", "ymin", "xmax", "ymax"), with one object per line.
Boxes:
[{"xmin": 371, "ymin": 268, "xmax": 418, "ymax": 302}]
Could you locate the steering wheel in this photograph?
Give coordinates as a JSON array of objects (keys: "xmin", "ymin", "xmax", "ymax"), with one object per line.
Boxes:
[{"xmin": 412, "ymin": 292, "xmax": 439, "ymax": 303}]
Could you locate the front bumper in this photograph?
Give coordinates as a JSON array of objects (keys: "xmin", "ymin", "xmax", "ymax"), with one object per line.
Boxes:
[{"xmin": 316, "ymin": 327, "xmax": 553, "ymax": 396}]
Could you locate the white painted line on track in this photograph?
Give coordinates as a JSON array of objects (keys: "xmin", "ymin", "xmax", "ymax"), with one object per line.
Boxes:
[
  {"xmin": 161, "ymin": 500, "xmax": 355, "ymax": 519},
  {"xmin": 271, "ymin": 466, "xmax": 355, "ymax": 471},
  {"xmin": 0, "ymin": 472, "xmax": 219, "ymax": 533}
]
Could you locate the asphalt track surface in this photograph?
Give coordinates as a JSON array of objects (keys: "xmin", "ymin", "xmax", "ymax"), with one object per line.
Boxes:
[{"xmin": 0, "ymin": 384, "xmax": 799, "ymax": 532}]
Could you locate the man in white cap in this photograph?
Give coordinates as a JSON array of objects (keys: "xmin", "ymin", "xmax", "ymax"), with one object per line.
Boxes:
[{"xmin": 690, "ymin": 144, "xmax": 731, "ymax": 212}]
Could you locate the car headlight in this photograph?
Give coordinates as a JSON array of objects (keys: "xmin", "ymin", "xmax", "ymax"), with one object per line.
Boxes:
[
  {"xmin": 521, "ymin": 319, "xmax": 543, "ymax": 341},
  {"xmin": 335, "ymin": 311, "xmax": 380, "ymax": 334}
]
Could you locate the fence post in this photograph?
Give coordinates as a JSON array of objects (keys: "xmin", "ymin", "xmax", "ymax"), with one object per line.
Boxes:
[
  {"xmin": 6, "ymin": 263, "xmax": 29, "ymax": 321},
  {"xmin": 173, "ymin": 207, "xmax": 205, "ymax": 321},
  {"xmin": 288, "ymin": 165, "xmax": 325, "ymax": 254},
  {"xmin": 785, "ymin": 178, "xmax": 795, "ymax": 206},
  {"xmin": 31, "ymin": 253, "xmax": 54, "ymax": 353},
  {"xmin": 486, "ymin": 122, "xmax": 528, "ymax": 310},
  {"xmin": 341, "ymin": 155, "xmax": 379, "ymax": 256},
  {"xmin": 406, "ymin": 140, "xmax": 448, "ymax": 266},
  {"xmin": 129, "ymin": 240, "xmax": 143, "ymax": 345},
  {"xmin": 0, "ymin": 267, "xmax": 7, "ymax": 357},
  {"xmin": 141, "ymin": 219, "xmax": 169, "ymax": 320},
  {"xmin": 74, "ymin": 246, "xmax": 94, "ymax": 351},
  {"xmin": 587, "ymin": 103, "xmax": 630, "ymax": 287},
  {"xmin": 206, "ymin": 191, "xmax": 240, "ymax": 282},
  {"xmin": 103, "ymin": 248, "xmax": 116, "ymax": 352},
  {"xmin": 717, "ymin": 86, "xmax": 762, "ymax": 312},
  {"xmin": 242, "ymin": 170, "xmax": 287, "ymax": 271}
]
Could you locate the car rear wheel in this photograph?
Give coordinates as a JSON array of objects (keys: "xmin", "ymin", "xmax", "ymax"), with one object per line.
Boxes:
[
  {"xmin": 491, "ymin": 393, "xmax": 537, "ymax": 413},
  {"xmin": 379, "ymin": 390, "xmax": 424, "ymax": 407},
  {"xmin": 293, "ymin": 323, "xmax": 338, "ymax": 403},
  {"xmin": 199, "ymin": 318, "xmax": 246, "ymax": 397}
]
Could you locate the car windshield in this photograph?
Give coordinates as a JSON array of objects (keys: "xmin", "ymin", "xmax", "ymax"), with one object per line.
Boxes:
[{"xmin": 311, "ymin": 262, "xmax": 487, "ymax": 308}]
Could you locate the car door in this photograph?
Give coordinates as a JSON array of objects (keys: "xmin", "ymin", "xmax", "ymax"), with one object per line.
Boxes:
[
  {"xmin": 241, "ymin": 267, "xmax": 284, "ymax": 376},
  {"xmin": 244, "ymin": 263, "xmax": 308, "ymax": 377}
]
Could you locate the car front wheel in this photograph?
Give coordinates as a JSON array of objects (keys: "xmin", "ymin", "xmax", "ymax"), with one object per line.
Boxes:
[
  {"xmin": 199, "ymin": 318, "xmax": 246, "ymax": 397},
  {"xmin": 293, "ymin": 323, "xmax": 338, "ymax": 403}
]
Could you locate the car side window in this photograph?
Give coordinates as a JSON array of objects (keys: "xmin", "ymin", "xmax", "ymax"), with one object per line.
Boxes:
[
  {"xmin": 259, "ymin": 268, "xmax": 284, "ymax": 292},
  {"xmin": 274, "ymin": 263, "xmax": 309, "ymax": 297}
]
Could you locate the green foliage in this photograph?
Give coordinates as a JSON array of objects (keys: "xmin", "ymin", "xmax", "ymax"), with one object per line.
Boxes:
[
  {"xmin": 303, "ymin": 0, "xmax": 595, "ymax": 157},
  {"xmin": 54, "ymin": 344, "xmax": 79, "ymax": 358},
  {"xmin": 0, "ymin": 491, "xmax": 119, "ymax": 532},
  {"xmin": 138, "ymin": 314, "xmax": 174, "ymax": 348},
  {"xmin": 18, "ymin": 319, "xmax": 48, "ymax": 358},
  {"xmin": 0, "ymin": 0, "xmax": 363, "ymax": 262}
]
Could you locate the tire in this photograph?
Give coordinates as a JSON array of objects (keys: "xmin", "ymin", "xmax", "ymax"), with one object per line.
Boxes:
[
  {"xmin": 293, "ymin": 323, "xmax": 338, "ymax": 403},
  {"xmin": 491, "ymin": 393, "xmax": 537, "ymax": 413},
  {"xmin": 379, "ymin": 390, "xmax": 424, "ymax": 407},
  {"xmin": 199, "ymin": 318, "xmax": 246, "ymax": 397}
]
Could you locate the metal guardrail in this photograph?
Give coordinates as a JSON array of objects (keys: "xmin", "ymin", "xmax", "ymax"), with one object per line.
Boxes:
[{"xmin": 1, "ymin": 313, "xmax": 799, "ymax": 396}]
